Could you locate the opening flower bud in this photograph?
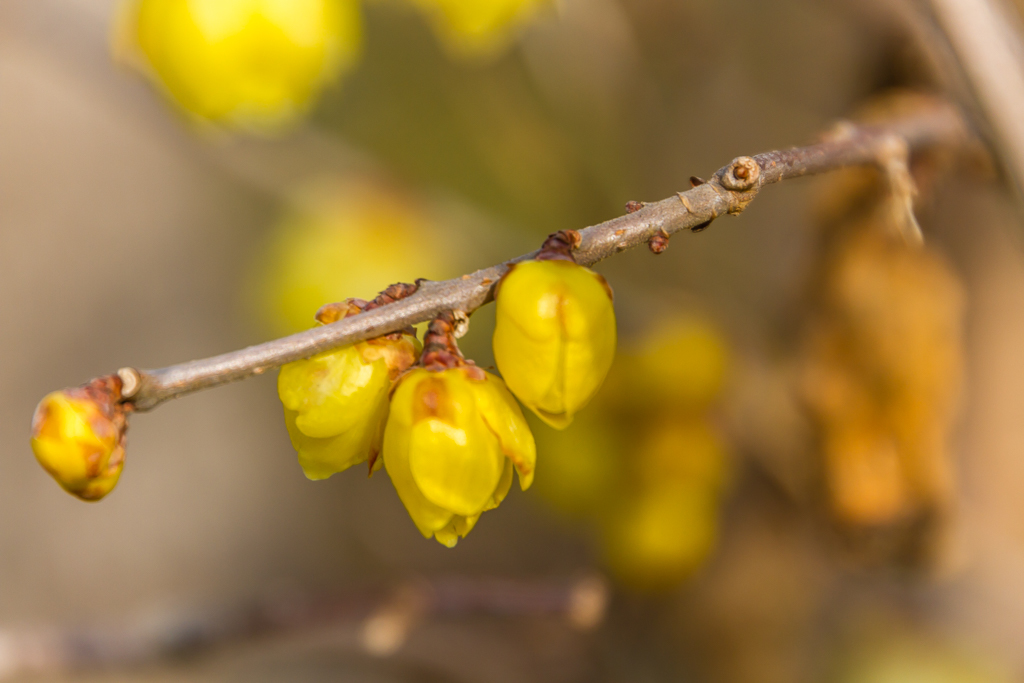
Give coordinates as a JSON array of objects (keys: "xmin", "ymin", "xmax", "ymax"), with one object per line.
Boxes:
[
  {"xmin": 278, "ymin": 327, "xmax": 420, "ymax": 480},
  {"xmin": 30, "ymin": 377, "xmax": 129, "ymax": 502},
  {"xmin": 493, "ymin": 259, "xmax": 616, "ymax": 428},
  {"xmin": 384, "ymin": 366, "xmax": 536, "ymax": 547}
]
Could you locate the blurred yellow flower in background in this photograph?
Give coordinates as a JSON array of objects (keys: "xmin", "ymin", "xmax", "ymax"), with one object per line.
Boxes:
[
  {"xmin": 118, "ymin": 0, "xmax": 361, "ymax": 133},
  {"xmin": 255, "ymin": 179, "xmax": 453, "ymax": 336},
  {"xmin": 532, "ymin": 411, "xmax": 620, "ymax": 519},
  {"xmin": 407, "ymin": 0, "xmax": 552, "ymax": 58},
  {"xmin": 627, "ymin": 318, "xmax": 730, "ymax": 412},
  {"xmin": 602, "ymin": 480, "xmax": 721, "ymax": 591},
  {"xmin": 533, "ymin": 314, "xmax": 733, "ymax": 590}
]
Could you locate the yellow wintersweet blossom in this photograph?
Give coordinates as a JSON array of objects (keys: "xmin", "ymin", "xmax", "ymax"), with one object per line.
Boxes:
[
  {"xmin": 121, "ymin": 0, "xmax": 361, "ymax": 132},
  {"xmin": 30, "ymin": 385, "xmax": 128, "ymax": 502},
  {"xmin": 278, "ymin": 309, "xmax": 420, "ymax": 480},
  {"xmin": 493, "ymin": 259, "xmax": 616, "ymax": 428},
  {"xmin": 409, "ymin": 0, "xmax": 551, "ymax": 57},
  {"xmin": 384, "ymin": 366, "xmax": 535, "ymax": 547}
]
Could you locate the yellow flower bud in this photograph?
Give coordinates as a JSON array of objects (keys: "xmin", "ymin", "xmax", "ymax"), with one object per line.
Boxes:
[
  {"xmin": 636, "ymin": 420, "xmax": 730, "ymax": 493},
  {"xmin": 30, "ymin": 382, "xmax": 129, "ymax": 502},
  {"xmin": 493, "ymin": 259, "xmax": 616, "ymax": 429},
  {"xmin": 278, "ymin": 332, "xmax": 420, "ymax": 480},
  {"xmin": 532, "ymin": 411, "xmax": 621, "ymax": 519},
  {"xmin": 255, "ymin": 180, "xmax": 454, "ymax": 336},
  {"xmin": 628, "ymin": 317, "xmax": 729, "ymax": 411},
  {"xmin": 409, "ymin": 0, "xmax": 551, "ymax": 57},
  {"xmin": 602, "ymin": 483, "xmax": 719, "ymax": 591},
  {"xmin": 121, "ymin": 0, "xmax": 361, "ymax": 133},
  {"xmin": 384, "ymin": 366, "xmax": 535, "ymax": 547}
]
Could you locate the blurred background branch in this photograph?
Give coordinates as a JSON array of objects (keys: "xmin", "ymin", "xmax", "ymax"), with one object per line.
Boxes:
[{"xmin": 0, "ymin": 575, "xmax": 607, "ymax": 680}]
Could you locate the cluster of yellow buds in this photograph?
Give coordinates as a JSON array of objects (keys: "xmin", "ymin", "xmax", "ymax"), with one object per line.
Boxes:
[
  {"xmin": 535, "ymin": 317, "xmax": 732, "ymax": 590},
  {"xmin": 114, "ymin": 0, "xmax": 554, "ymax": 133},
  {"xmin": 30, "ymin": 376, "xmax": 132, "ymax": 501},
  {"xmin": 271, "ymin": 229, "xmax": 616, "ymax": 546},
  {"xmin": 32, "ymin": 229, "xmax": 621, "ymax": 551},
  {"xmin": 800, "ymin": 170, "xmax": 965, "ymax": 540}
]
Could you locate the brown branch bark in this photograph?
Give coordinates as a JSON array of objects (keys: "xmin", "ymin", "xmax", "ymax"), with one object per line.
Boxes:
[{"xmin": 116, "ymin": 101, "xmax": 967, "ymax": 412}]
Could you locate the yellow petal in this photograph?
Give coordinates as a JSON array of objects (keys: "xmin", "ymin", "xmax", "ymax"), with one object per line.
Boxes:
[
  {"xmin": 409, "ymin": 0, "xmax": 550, "ymax": 58},
  {"xmin": 433, "ymin": 513, "xmax": 480, "ymax": 547},
  {"xmin": 483, "ymin": 459, "xmax": 514, "ymax": 511},
  {"xmin": 283, "ymin": 408, "xmax": 381, "ymax": 480},
  {"xmin": 382, "ymin": 394, "xmax": 456, "ymax": 536},
  {"xmin": 278, "ymin": 345, "xmax": 388, "ymax": 439},
  {"xmin": 603, "ymin": 483, "xmax": 719, "ymax": 591},
  {"xmin": 475, "ymin": 372, "xmax": 536, "ymax": 489},
  {"xmin": 408, "ymin": 417, "xmax": 505, "ymax": 517}
]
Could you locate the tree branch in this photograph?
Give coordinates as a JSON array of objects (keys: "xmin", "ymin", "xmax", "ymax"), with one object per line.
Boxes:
[{"xmin": 117, "ymin": 101, "xmax": 967, "ymax": 412}]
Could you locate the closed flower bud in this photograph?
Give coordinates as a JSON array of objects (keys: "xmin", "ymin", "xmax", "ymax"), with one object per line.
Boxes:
[
  {"xmin": 278, "ymin": 322, "xmax": 420, "ymax": 480},
  {"xmin": 30, "ymin": 378, "xmax": 129, "ymax": 502},
  {"xmin": 121, "ymin": 0, "xmax": 362, "ymax": 133},
  {"xmin": 602, "ymin": 483, "xmax": 719, "ymax": 591},
  {"xmin": 493, "ymin": 259, "xmax": 616, "ymax": 428},
  {"xmin": 384, "ymin": 366, "xmax": 535, "ymax": 547}
]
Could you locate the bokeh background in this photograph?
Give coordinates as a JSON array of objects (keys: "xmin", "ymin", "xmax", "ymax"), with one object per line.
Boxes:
[{"xmin": 3, "ymin": 0, "xmax": 1024, "ymax": 681}]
